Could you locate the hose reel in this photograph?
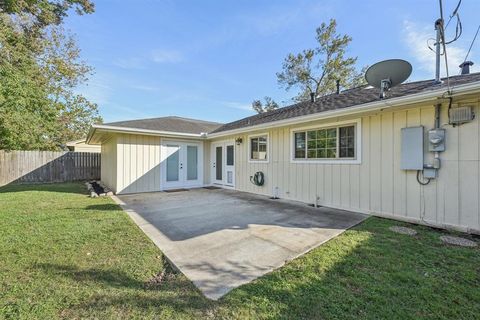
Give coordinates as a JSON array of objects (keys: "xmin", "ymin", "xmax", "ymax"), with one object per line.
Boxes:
[{"xmin": 250, "ymin": 171, "xmax": 264, "ymax": 186}]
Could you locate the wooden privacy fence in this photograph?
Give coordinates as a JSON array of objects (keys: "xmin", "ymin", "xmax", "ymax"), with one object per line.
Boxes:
[{"xmin": 0, "ymin": 150, "xmax": 101, "ymax": 186}]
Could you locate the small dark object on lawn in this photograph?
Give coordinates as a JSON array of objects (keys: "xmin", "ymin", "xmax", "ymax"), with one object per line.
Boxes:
[
  {"xmin": 203, "ymin": 186, "xmax": 221, "ymax": 190},
  {"xmin": 389, "ymin": 226, "xmax": 418, "ymax": 236},
  {"xmin": 440, "ymin": 235, "xmax": 478, "ymax": 247},
  {"xmin": 90, "ymin": 181, "xmax": 105, "ymax": 195}
]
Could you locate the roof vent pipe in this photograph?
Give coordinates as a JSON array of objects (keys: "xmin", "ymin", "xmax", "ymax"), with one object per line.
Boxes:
[
  {"xmin": 336, "ymin": 79, "xmax": 340, "ymax": 94},
  {"xmin": 310, "ymin": 92, "xmax": 315, "ymax": 102},
  {"xmin": 459, "ymin": 61, "xmax": 474, "ymax": 75}
]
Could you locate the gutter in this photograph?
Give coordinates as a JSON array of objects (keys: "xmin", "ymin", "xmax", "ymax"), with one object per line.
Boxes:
[
  {"xmin": 207, "ymin": 80, "xmax": 480, "ymax": 138},
  {"xmin": 86, "ymin": 124, "xmax": 204, "ymax": 144}
]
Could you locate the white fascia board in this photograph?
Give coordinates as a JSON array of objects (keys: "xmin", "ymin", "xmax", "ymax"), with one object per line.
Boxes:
[
  {"xmin": 207, "ymin": 81, "xmax": 480, "ymax": 138},
  {"xmin": 86, "ymin": 124, "xmax": 204, "ymax": 144}
]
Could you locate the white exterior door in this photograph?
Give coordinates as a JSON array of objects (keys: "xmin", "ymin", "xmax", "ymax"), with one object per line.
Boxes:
[
  {"xmin": 211, "ymin": 141, "xmax": 235, "ymax": 187},
  {"xmin": 162, "ymin": 141, "xmax": 203, "ymax": 189}
]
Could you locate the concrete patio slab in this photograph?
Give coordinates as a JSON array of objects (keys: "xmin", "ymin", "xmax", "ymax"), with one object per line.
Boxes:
[{"xmin": 114, "ymin": 188, "xmax": 367, "ymax": 300}]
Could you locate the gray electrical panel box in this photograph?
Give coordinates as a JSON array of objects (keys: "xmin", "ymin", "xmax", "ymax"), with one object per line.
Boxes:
[{"xmin": 401, "ymin": 126, "xmax": 424, "ymax": 170}]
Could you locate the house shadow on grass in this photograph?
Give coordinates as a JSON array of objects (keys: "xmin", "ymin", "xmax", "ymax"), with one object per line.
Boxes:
[
  {"xmin": 217, "ymin": 218, "xmax": 480, "ymax": 319},
  {"xmin": 34, "ymin": 262, "xmax": 213, "ymax": 316},
  {"xmin": 32, "ymin": 219, "xmax": 480, "ymax": 318}
]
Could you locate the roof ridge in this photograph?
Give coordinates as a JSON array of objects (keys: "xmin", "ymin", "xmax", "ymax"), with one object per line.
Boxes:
[{"xmin": 105, "ymin": 115, "xmax": 223, "ymax": 126}]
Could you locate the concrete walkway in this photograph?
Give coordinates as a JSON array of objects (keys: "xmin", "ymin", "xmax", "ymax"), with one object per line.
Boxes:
[{"xmin": 114, "ymin": 188, "xmax": 367, "ymax": 300}]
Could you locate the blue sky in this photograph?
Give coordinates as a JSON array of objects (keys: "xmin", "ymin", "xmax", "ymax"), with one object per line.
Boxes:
[{"xmin": 65, "ymin": 0, "xmax": 480, "ymax": 123}]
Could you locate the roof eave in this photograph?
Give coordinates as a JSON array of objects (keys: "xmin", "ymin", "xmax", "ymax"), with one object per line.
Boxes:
[
  {"xmin": 207, "ymin": 81, "xmax": 480, "ymax": 138},
  {"xmin": 86, "ymin": 124, "xmax": 206, "ymax": 144}
]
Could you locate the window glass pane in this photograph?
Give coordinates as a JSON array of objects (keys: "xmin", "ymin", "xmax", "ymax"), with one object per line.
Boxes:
[
  {"xmin": 307, "ymin": 149, "xmax": 316, "ymax": 158},
  {"xmin": 166, "ymin": 146, "xmax": 179, "ymax": 181},
  {"xmin": 250, "ymin": 138, "xmax": 258, "ymax": 159},
  {"xmin": 226, "ymin": 145, "xmax": 234, "ymax": 166},
  {"xmin": 187, "ymin": 146, "xmax": 198, "ymax": 180},
  {"xmin": 326, "ymin": 148, "xmax": 336, "ymax": 158},
  {"xmin": 216, "ymin": 146, "xmax": 222, "ymax": 180},
  {"xmin": 251, "ymin": 136, "xmax": 267, "ymax": 160},
  {"xmin": 339, "ymin": 125, "xmax": 355, "ymax": 158},
  {"xmin": 307, "ymin": 130, "xmax": 317, "ymax": 140},
  {"xmin": 294, "ymin": 132, "xmax": 306, "ymax": 158},
  {"xmin": 327, "ymin": 128, "xmax": 336, "ymax": 138}
]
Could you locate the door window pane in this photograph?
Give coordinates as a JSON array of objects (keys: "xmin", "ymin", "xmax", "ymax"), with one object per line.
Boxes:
[
  {"xmin": 187, "ymin": 146, "xmax": 198, "ymax": 180},
  {"xmin": 216, "ymin": 146, "xmax": 222, "ymax": 180},
  {"xmin": 227, "ymin": 171, "xmax": 233, "ymax": 184},
  {"xmin": 226, "ymin": 145, "xmax": 234, "ymax": 166},
  {"xmin": 166, "ymin": 146, "xmax": 179, "ymax": 181}
]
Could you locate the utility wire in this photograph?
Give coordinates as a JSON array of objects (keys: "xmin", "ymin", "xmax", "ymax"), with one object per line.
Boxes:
[
  {"xmin": 463, "ymin": 24, "xmax": 480, "ymax": 63},
  {"xmin": 439, "ymin": 0, "xmax": 451, "ymax": 92},
  {"xmin": 445, "ymin": 0, "xmax": 462, "ymax": 29}
]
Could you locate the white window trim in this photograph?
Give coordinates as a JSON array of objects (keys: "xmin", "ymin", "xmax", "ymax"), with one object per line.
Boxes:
[
  {"xmin": 248, "ymin": 132, "xmax": 270, "ymax": 163},
  {"xmin": 290, "ymin": 118, "xmax": 362, "ymax": 164}
]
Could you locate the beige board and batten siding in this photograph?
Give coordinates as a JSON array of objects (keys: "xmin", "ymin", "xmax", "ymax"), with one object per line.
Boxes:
[
  {"xmin": 100, "ymin": 136, "xmax": 117, "ymax": 193},
  {"xmin": 212, "ymin": 98, "xmax": 480, "ymax": 233},
  {"xmin": 115, "ymin": 133, "xmax": 162, "ymax": 194},
  {"xmin": 104, "ymin": 133, "xmax": 207, "ymax": 194},
  {"xmin": 72, "ymin": 141, "xmax": 101, "ymax": 153}
]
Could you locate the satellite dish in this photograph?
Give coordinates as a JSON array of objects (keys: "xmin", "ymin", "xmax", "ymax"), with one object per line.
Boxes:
[{"xmin": 365, "ymin": 59, "xmax": 412, "ymax": 99}]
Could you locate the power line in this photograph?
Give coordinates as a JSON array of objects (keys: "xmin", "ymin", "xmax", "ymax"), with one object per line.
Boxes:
[
  {"xmin": 445, "ymin": 0, "xmax": 462, "ymax": 29},
  {"xmin": 439, "ymin": 0, "xmax": 451, "ymax": 92},
  {"xmin": 463, "ymin": 24, "xmax": 480, "ymax": 63}
]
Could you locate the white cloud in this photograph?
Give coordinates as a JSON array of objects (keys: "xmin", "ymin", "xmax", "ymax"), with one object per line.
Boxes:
[
  {"xmin": 223, "ymin": 101, "xmax": 253, "ymax": 111},
  {"xmin": 151, "ymin": 49, "xmax": 183, "ymax": 63},
  {"xmin": 130, "ymin": 84, "xmax": 161, "ymax": 92},
  {"xmin": 403, "ymin": 20, "xmax": 479, "ymax": 78},
  {"xmin": 112, "ymin": 57, "xmax": 145, "ymax": 70}
]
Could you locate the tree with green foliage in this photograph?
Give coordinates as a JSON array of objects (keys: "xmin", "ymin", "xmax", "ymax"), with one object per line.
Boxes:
[
  {"xmin": 277, "ymin": 19, "xmax": 366, "ymax": 102},
  {"xmin": 251, "ymin": 96, "xmax": 279, "ymax": 114},
  {"xmin": 252, "ymin": 19, "xmax": 365, "ymax": 113},
  {"xmin": 0, "ymin": 0, "xmax": 101, "ymax": 150}
]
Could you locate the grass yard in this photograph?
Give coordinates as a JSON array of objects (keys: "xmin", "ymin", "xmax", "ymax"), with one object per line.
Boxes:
[{"xmin": 1, "ymin": 182, "xmax": 479, "ymax": 319}]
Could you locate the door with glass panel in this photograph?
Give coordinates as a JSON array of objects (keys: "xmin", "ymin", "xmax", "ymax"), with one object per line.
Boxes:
[
  {"xmin": 164, "ymin": 142, "xmax": 201, "ymax": 189},
  {"xmin": 211, "ymin": 141, "xmax": 235, "ymax": 187}
]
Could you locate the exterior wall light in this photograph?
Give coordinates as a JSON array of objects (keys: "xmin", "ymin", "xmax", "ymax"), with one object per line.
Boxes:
[{"xmin": 235, "ymin": 137, "xmax": 243, "ymax": 145}]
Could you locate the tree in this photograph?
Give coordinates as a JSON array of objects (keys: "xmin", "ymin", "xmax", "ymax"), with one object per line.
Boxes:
[
  {"xmin": 276, "ymin": 19, "xmax": 365, "ymax": 102},
  {"xmin": 0, "ymin": 0, "xmax": 101, "ymax": 150},
  {"xmin": 252, "ymin": 96, "xmax": 279, "ymax": 114}
]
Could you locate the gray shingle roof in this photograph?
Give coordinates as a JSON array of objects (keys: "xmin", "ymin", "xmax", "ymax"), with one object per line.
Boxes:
[
  {"xmin": 104, "ymin": 116, "xmax": 222, "ymax": 135},
  {"xmin": 212, "ymin": 73, "xmax": 480, "ymax": 134}
]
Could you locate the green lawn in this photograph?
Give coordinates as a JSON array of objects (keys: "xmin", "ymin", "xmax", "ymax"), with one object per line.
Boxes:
[{"xmin": 0, "ymin": 183, "xmax": 479, "ymax": 319}]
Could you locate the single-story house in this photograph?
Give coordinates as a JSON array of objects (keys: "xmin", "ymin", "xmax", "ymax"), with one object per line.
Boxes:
[
  {"xmin": 66, "ymin": 139, "xmax": 101, "ymax": 153},
  {"xmin": 87, "ymin": 72, "xmax": 480, "ymax": 234}
]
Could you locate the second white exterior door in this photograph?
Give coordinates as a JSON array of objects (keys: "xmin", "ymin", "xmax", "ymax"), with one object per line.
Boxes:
[{"xmin": 211, "ymin": 141, "xmax": 235, "ymax": 187}]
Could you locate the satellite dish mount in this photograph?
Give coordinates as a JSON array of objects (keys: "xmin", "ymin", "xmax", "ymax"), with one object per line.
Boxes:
[
  {"xmin": 380, "ymin": 78, "xmax": 392, "ymax": 99},
  {"xmin": 365, "ymin": 59, "xmax": 412, "ymax": 99}
]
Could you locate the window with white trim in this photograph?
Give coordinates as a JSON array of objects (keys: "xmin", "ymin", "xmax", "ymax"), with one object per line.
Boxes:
[
  {"xmin": 294, "ymin": 125, "xmax": 356, "ymax": 160},
  {"xmin": 250, "ymin": 135, "xmax": 268, "ymax": 160}
]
